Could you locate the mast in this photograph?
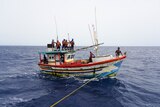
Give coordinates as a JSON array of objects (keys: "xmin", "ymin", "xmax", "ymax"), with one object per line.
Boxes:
[
  {"xmin": 95, "ymin": 7, "xmax": 98, "ymax": 33},
  {"xmin": 94, "ymin": 7, "xmax": 99, "ymax": 56},
  {"xmin": 54, "ymin": 16, "xmax": 58, "ymax": 41},
  {"xmin": 88, "ymin": 24, "xmax": 94, "ymax": 45}
]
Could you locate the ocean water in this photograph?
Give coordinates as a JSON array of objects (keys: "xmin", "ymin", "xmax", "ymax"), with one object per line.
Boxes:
[{"xmin": 0, "ymin": 46, "xmax": 160, "ymax": 107}]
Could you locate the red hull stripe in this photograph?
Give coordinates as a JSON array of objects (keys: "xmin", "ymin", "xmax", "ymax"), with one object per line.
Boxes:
[{"xmin": 38, "ymin": 55, "xmax": 126, "ymax": 68}]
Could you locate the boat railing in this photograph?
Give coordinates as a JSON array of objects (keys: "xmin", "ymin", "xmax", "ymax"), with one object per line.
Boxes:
[
  {"xmin": 95, "ymin": 54, "xmax": 113, "ymax": 58},
  {"xmin": 47, "ymin": 43, "xmax": 75, "ymax": 52},
  {"xmin": 92, "ymin": 55, "xmax": 113, "ymax": 62}
]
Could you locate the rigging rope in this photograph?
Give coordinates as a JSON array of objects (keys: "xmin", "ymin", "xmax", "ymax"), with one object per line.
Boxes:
[
  {"xmin": 50, "ymin": 76, "xmax": 98, "ymax": 107},
  {"xmin": 49, "ymin": 66, "xmax": 118, "ymax": 107}
]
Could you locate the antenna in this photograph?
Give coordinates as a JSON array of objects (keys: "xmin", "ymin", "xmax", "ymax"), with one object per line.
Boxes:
[
  {"xmin": 68, "ymin": 33, "xmax": 70, "ymax": 41},
  {"xmin": 54, "ymin": 16, "xmax": 58, "ymax": 41}
]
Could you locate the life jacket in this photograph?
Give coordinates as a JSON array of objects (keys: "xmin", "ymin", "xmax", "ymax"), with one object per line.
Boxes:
[
  {"xmin": 65, "ymin": 41, "xmax": 68, "ymax": 47},
  {"xmin": 62, "ymin": 40, "xmax": 65, "ymax": 46},
  {"xmin": 70, "ymin": 41, "xmax": 74, "ymax": 46},
  {"xmin": 56, "ymin": 41, "xmax": 61, "ymax": 47}
]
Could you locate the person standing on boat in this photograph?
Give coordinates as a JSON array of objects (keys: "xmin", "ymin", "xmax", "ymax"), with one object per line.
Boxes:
[
  {"xmin": 56, "ymin": 40, "xmax": 61, "ymax": 50},
  {"xmin": 70, "ymin": 39, "xmax": 75, "ymax": 50},
  {"xmin": 62, "ymin": 39, "xmax": 65, "ymax": 50},
  {"xmin": 64, "ymin": 40, "xmax": 68, "ymax": 50},
  {"xmin": 89, "ymin": 51, "xmax": 95, "ymax": 62},
  {"xmin": 68, "ymin": 40, "xmax": 71, "ymax": 50},
  {"xmin": 43, "ymin": 55, "xmax": 48, "ymax": 64},
  {"xmin": 115, "ymin": 47, "xmax": 123, "ymax": 57},
  {"xmin": 51, "ymin": 39, "xmax": 55, "ymax": 48}
]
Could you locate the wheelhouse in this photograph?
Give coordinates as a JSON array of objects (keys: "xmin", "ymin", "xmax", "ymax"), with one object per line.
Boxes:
[{"xmin": 39, "ymin": 50, "xmax": 75, "ymax": 65}]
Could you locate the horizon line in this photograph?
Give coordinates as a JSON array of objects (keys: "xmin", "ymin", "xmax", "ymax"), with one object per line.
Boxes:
[{"xmin": 0, "ymin": 45, "xmax": 160, "ymax": 47}]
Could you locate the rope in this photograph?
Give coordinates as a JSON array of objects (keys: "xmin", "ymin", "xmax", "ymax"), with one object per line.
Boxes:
[
  {"xmin": 50, "ymin": 77, "xmax": 97, "ymax": 107},
  {"xmin": 50, "ymin": 69, "xmax": 115, "ymax": 107}
]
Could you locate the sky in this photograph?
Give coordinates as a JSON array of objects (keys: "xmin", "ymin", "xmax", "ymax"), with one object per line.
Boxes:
[{"xmin": 0, "ymin": 0, "xmax": 160, "ymax": 46}]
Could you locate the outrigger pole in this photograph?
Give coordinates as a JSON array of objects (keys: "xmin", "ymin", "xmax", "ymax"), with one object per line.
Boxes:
[{"xmin": 75, "ymin": 43, "xmax": 104, "ymax": 52}]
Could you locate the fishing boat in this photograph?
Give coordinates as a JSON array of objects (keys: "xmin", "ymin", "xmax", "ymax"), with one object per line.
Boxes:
[
  {"xmin": 38, "ymin": 37, "xmax": 126, "ymax": 79},
  {"xmin": 38, "ymin": 11, "xmax": 126, "ymax": 79},
  {"xmin": 38, "ymin": 48, "xmax": 126, "ymax": 78}
]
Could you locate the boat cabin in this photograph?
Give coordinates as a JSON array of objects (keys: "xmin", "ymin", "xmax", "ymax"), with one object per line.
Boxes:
[{"xmin": 39, "ymin": 50, "xmax": 75, "ymax": 65}]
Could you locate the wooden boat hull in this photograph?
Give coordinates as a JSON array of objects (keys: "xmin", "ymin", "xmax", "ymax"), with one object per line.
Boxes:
[{"xmin": 38, "ymin": 55, "xmax": 126, "ymax": 78}]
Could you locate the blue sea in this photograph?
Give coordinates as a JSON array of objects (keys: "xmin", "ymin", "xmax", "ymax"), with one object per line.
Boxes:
[{"xmin": 0, "ymin": 46, "xmax": 160, "ymax": 107}]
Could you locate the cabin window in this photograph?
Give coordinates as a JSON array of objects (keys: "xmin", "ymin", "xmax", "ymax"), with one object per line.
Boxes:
[
  {"xmin": 71, "ymin": 55, "xmax": 75, "ymax": 59},
  {"xmin": 67, "ymin": 54, "xmax": 74, "ymax": 59},
  {"xmin": 48, "ymin": 55, "xmax": 55, "ymax": 60},
  {"xmin": 67, "ymin": 55, "xmax": 71, "ymax": 59}
]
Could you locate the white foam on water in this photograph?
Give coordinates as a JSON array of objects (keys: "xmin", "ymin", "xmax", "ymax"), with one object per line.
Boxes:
[
  {"xmin": 9, "ymin": 97, "xmax": 28, "ymax": 102},
  {"xmin": 1, "ymin": 97, "xmax": 30, "ymax": 107}
]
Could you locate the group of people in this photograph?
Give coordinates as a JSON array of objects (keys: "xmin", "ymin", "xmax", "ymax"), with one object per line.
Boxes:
[
  {"xmin": 62, "ymin": 39, "xmax": 75, "ymax": 50},
  {"xmin": 51, "ymin": 39, "xmax": 75, "ymax": 51}
]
